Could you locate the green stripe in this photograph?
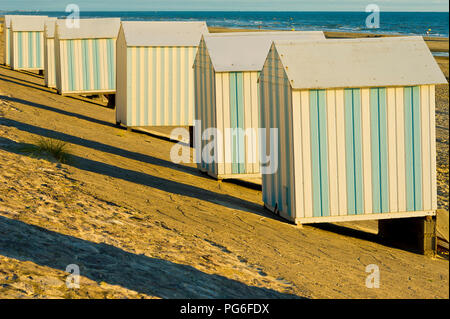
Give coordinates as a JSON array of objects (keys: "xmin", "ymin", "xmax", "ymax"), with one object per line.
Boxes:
[
  {"xmin": 36, "ymin": 32, "xmax": 42, "ymax": 68},
  {"xmin": 345, "ymin": 89, "xmax": 364, "ymax": 215},
  {"xmin": 229, "ymin": 73, "xmax": 238, "ymax": 174},
  {"xmin": 28, "ymin": 32, "xmax": 33, "ymax": 68},
  {"xmin": 310, "ymin": 90, "xmax": 330, "ymax": 217},
  {"xmin": 405, "ymin": 87, "xmax": 423, "ymax": 211},
  {"xmin": 370, "ymin": 88, "xmax": 389, "ymax": 213},
  {"xmin": 412, "ymin": 86, "xmax": 423, "ymax": 211},
  {"xmin": 82, "ymin": 40, "xmax": 90, "ymax": 91},
  {"xmin": 107, "ymin": 39, "xmax": 114, "ymax": 89},
  {"xmin": 67, "ymin": 41, "xmax": 75, "ymax": 92}
]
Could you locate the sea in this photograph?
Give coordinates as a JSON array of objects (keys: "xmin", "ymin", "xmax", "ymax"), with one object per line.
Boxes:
[{"xmin": 2, "ymin": 11, "xmax": 448, "ymax": 38}]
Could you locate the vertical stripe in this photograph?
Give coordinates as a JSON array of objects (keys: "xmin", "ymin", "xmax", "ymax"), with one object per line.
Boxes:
[
  {"xmin": 326, "ymin": 89, "xmax": 340, "ymax": 216},
  {"xmin": 126, "ymin": 47, "xmax": 132, "ymax": 125},
  {"xmin": 345, "ymin": 89, "xmax": 364, "ymax": 215},
  {"xmin": 370, "ymin": 88, "xmax": 389, "ymax": 213},
  {"xmin": 310, "ymin": 90, "xmax": 330, "ymax": 217},
  {"xmin": 17, "ymin": 32, "xmax": 23, "ymax": 68},
  {"xmin": 404, "ymin": 86, "xmax": 422, "ymax": 211},
  {"xmin": 386, "ymin": 88, "xmax": 398, "ymax": 212}
]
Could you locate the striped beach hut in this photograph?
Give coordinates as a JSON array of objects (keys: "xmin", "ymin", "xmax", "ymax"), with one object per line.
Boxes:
[
  {"xmin": 259, "ymin": 36, "xmax": 447, "ymax": 224},
  {"xmin": 54, "ymin": 18, "xmax": 121, "ymax": 95},
  {"xmin": 115, "ymin": 21, "xmax": 209, "ymax": 127},
  {"xmin": 193, "ymin": 31, "xmax": 325, "ymax": 180},
  {"xmin": 2, "ymin": 15, "xmax": 47, "ymax": 66},
  {"xmin": 9, "ymin": 15, "xmax": 49, "ymax": 71},
  {"xmin": 44, "ymin": 17, "xmax": 58, "ymax": 88}
]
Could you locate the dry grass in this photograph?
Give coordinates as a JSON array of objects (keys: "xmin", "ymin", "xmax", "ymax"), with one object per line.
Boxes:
[{"xmin": 21, "ymin": 137, "xmax": 70, "ymax": 163}]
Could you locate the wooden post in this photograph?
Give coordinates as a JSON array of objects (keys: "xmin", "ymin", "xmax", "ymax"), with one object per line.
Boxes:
[{"xmin": 378, "ymin": 216, "xmax": 436, "ymax": 256}]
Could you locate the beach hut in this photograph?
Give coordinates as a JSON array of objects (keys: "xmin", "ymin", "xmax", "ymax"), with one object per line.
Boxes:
[
  {"xmin": 259, "ymin": 36, "xmax": 447, "ymax": 224},
  {"xmin": 2, "ymin": 15, "xmax": 47, "ymax": 66},
  {"xmin": 54, "ymin": 18, "xmax": 121, "ymax": 95},
  {"xmin": 43, "ymin": 18, "xmax": 58, "ymax": 88},
  {"xmin": 9, "ymin": 15, "xmax": 49, "ymax": 71},
  {"xmin": 115, "ymin": 21, "xmax": 209, "ymax": 127},
  {"xmin": 193, "ymin": 31, "xmax": 326, "ymax": 180}
]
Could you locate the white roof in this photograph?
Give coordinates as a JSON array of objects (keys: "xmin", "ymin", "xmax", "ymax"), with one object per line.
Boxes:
[
  {"xmin": 4, "ymin": 15, "xmax": 47, "ymax": 28},
  {"xmin": 55, "ymin": 18, "xmax": 121, "ymax": 40},
  {"xmin": 9, "ymin": 15, "xmax": 49, "ymax": 31},
  {"xmin": 44, "ymin": 18, "xmax": 58, "ymax": 38},
  {"xmin": 201, "ymin": 31, "xmax": 325, "ymax": 72},
  {"xmin": 121, "ymin": 21, "xmax": 209, "ymax": 47},
  {"xmin": 273, "ymin": 36, "xmax": 447, "ymax": 89}
]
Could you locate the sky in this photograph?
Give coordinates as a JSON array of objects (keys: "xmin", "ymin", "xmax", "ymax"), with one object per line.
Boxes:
[{"xmin": 0, "ymin": 0, "xmax": 448, "ymax": 12}]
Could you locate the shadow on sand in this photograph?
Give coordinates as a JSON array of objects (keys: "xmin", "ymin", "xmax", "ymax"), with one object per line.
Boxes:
[{"xmin": 0, "ymin": 216, "xmax": 301, "ymax": 298}]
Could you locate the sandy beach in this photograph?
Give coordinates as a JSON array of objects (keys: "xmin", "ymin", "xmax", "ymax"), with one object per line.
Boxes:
[{"xmin": 0, "ymin": 23, "xmax": 448, "ymax": 298}]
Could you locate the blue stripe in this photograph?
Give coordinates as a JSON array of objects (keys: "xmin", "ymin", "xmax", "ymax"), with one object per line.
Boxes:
[
  {"xmin": 82, "ymin": 40, "xmax": 90, "ymax": 91},
  {"xmin": 345, "ymin": 89, "xmax": 364, "ymax": 215},
  {"xmin": 107, "ymin": 39, "xmax": 114, "ymax": 90},
  {"xmin": 36, "ymin": 32, "xmax": 42, "ymax": 68},
  {"xmin": 236, "ymin": 72, "xmax": 245, "ymax": 174},
  {"xmin": 405, "ymin": 87, "xmax": 423, "ymax": 211},
  {"xmin": 412, "ymin": 86, "xmax": 423, "ymax": 211},
  {"xmin": 370, "ymin": 88, "xmax": 389, "ymax": 213},
  {"xmin": 67, "ymin": 40, "xmax": 75, "ymax": 92},
  {"xmin": 28, "ymin": 32, "xmax": 33, "ymax": 68},
  {"xmin": 310, "ymin": 90, "xmax": 330, "ymax": 217}
]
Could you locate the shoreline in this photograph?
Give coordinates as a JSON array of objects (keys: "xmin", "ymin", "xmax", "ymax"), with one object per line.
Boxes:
[{"xmin": 209, "ymin": 26, "xmax": 450, "ymax": 54}]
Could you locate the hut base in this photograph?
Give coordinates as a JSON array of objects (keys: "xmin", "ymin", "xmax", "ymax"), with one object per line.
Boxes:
[{"xmin": 263, "ymin": 202, "xmax": 436, "ymax": 227}]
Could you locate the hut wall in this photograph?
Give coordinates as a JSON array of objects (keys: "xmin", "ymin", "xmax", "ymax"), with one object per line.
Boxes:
[
  {"xmin": 55, "ymin": 38, "xmax": 116, "ymax": 94},
  {"xmin": 44, "ymin": 37, "xmax": 56, "ymax": 87},
  {"xmin": 259, "ymin": 44, "xmax": 295, "ymax": 219},
  {"xmin": 11, "ymin": 31, "xmax": 44, "ymax": 70},
  {"xmin": 288, "ymin": 85, "xmax": 437, "ymax": 223},
  {"xmin": 4, "ymin": 27, "xmax": 10, "ymax": 65},
  {"xmin": 118, "ymin": 46, "xmax": 197, "ymax": 126},
  {"xmin": 194, "ymin": 38, "xmax": 217, "ymax": 174}
]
